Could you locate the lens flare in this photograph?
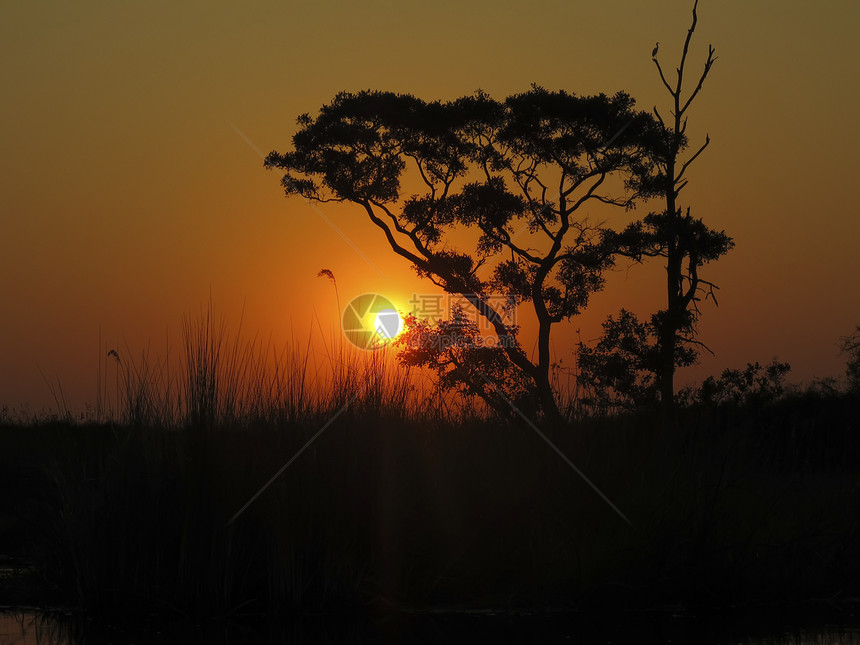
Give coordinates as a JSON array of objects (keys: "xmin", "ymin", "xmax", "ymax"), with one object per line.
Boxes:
[{"xmin": 374, "ymin": 308, "xmax": 402, "ymax": 339}]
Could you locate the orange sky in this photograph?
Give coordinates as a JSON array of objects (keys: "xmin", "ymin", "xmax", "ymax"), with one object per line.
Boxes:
[{"xmin": 2, "ymin": 1, "xmax": 859, "ymax": 415}]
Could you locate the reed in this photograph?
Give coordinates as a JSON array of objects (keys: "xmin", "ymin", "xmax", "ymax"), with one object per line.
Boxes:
[{"xmin": 1, "ymin": 313, "xmax": 859, "ymax": 618}]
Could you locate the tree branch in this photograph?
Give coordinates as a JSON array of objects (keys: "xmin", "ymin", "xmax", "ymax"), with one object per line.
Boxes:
[
  {"xmin": 680, "ymin": 45, "xmax": 717, "ymax": 115},
  {"xmin": 675, "ymin": 0, "xmax": 699, "ymax": 98},
  {"xmin": 653, "ymin": 58, "xmax": 675, "ymax": 96},
  {"xmin": 361, "ymin": 200, "xmax": 431, "ymax": 271},
  {"xmin": 675, "ymin": 135, "xmax": 710, "ymax": 186}
]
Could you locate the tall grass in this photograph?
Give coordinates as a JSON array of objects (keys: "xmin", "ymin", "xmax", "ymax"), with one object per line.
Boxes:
[
  {"xmin": 87, "ymin": 301, "xmax": 438, "ymax": 430},
  {"xmin": 2, "ymin": 310, "xmax": 859, "ymax": 618}
]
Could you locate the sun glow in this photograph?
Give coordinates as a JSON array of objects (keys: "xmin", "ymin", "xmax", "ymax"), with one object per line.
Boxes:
[{"xmin": 373, "ymin": 308, "xmax": 403, "ymax": 340}]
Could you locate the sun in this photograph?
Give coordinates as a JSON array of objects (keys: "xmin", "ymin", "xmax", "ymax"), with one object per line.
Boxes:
[
  {"xmin": 342, "ymin": 294, "xmax": 406, "ymax": 349},
  {"xmin": 373, "ymin": 308, "xmax": 403, "ymax": 340}
]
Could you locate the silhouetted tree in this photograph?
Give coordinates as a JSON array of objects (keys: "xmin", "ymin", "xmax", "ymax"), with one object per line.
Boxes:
[
  {"xmin": 648, "ymin": 0, "xmax": 733, "ymax": 425},
  {"xmin": 579, "ymin": 0, "xmax": 733, "ymax": 424},
  {"xmin": 577, "ymin": 309, "xmax": 697, "ymax": 413},
  {"xmin": 265, "ymin": 88, "xmax": 663, "ymax": 422}
]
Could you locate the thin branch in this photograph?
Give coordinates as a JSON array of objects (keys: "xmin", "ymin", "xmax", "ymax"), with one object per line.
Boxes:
[
  {"xmin": 680, "ymin": 335, "xmax": 715, "ymax": 356},
  {"xmin": 675, "ymin": 135, "xmax": 710, "ymax": 185},
  {"xmin": 361, "ymin": 201, "xmax": 429, "ymax": 270},
  {"xmin": 406, "ymin": 153, "xmax": 436, "ymax": 196},
  {"xmin": 675, "ymin": 0, "xmax": 700, "ymax": 98},
  {"xmin": 680, "ymin": 45, "xmax": 717, "ymax": 115},
  {"xmin": 653, "ymin": 58, "xmax": 675, "ymax": 96},
  {"xmin": 568, "ymin": 172, "xmax": 608, "ymax": 213},
  {"xmin": 494, "ymin": 227, "xmax": 544, "ymax": 265}
]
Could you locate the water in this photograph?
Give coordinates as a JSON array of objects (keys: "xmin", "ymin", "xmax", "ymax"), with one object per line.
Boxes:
[{"xmin": 2, "ymin": 609, "xmax": 859, "ymax": 644}]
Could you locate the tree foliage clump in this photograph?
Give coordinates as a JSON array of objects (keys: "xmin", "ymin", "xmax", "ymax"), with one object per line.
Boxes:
[
  {"xmin": 395, "ymin": 305, "xmax": 536, "ymax": 419},
  {"xmin": 678, "ymin": 360, "xmax": 792, "ymax": 408},
  {"xmin": 577, "ymin": 309, "xmax": 697, "ymax": 413}
]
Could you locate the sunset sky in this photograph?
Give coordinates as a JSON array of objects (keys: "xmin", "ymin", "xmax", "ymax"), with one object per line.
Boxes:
[{"xmin": 2, "ymin": 1, "xmax": 858, "ymax": 415}]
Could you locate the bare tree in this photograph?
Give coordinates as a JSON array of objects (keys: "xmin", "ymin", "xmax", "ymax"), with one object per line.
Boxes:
[
  {"xmin": 580, "ymin": 1, "xmax": 733, "ymax": 423},
  {"xmin": 648, "ymin": 0, "xmax": 735, "ymax": 426}
]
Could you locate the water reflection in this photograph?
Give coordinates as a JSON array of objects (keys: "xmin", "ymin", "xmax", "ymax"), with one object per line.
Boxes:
[
  {"xmin": 1, "ymin": 610, "xmax": 858, "ymax": 644},
  {"xmin": 0, "ymin": 611, "xmax": 75, "ymax": 645}
]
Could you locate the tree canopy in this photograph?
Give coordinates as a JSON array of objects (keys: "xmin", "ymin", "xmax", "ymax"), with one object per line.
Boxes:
[{"xmin": 265, "ymin": 86, "xmax": 667, "ymax": 421}]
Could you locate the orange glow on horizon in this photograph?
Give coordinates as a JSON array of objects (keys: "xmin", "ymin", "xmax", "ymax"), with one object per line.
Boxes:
[{"xmin": 1, "ymin": 1, "xmax": 859, "ymax": 415}]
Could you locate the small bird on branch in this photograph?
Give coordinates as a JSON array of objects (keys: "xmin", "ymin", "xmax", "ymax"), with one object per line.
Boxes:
[{"xmin": 652, "ymin": 42, "xmax": 659, "ymax": 58}]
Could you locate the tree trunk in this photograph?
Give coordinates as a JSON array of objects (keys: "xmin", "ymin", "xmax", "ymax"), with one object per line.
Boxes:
[
  {"xmin": 658, "ymin": 324, "xmax": 676, "ymax": 429},
  {"xmin": 536, "ymin": 369, "xmax": 563, "ymax": 426},
  {"xmin": 661, "ymin": 165, "xmax": 680, "ymax": 429},
  {"xmin": 535, "ymin": 300, "xmax": 564, "ymax": 426}
]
